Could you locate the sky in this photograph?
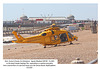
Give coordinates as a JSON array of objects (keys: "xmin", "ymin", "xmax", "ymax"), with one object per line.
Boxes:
[{"xmin": 3, "ymin": 3, "xmax": 98, "ymax": 21}]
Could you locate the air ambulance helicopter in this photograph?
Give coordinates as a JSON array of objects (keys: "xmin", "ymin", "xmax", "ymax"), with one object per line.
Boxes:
[{"xmin": 12, "ymin": 24, "xmax": 78, "ymax": 48}]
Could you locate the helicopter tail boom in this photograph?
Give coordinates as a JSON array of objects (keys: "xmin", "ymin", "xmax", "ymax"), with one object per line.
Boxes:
[{"xmin": 12, "ymin": 31, "xmax": 25, "ymax": 41}]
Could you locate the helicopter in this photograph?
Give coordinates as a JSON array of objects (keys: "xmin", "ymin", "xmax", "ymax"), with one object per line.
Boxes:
[{"xmin": 12, "ymin": 24, "xmax": 78, "ymax": 48}]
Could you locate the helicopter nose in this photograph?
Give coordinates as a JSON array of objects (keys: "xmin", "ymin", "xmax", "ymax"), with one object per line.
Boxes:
[
  {"xmin": 76, "ymin": 39, "xmax": 78, "ymax": 41},
  {"xmin": 76, "ymin": 37, "xmax": 78, "ymax": 41}
]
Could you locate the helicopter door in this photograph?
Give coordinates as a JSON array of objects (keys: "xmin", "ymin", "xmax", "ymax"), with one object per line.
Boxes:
[{"xmin": 59, "ymin": 33, "xmax": 68, "ymax": 42}]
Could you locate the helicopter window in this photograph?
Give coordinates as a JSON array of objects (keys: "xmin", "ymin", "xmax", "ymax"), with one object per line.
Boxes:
[
  {"xmin": 68, "ymin": 32, "xmax": 73, "ymax": 39},
  {"xmin": 68, "ymin": 32, "xmax": 72, "ymax": 38},
  {"xmin": 60, "ymin": 33, "xmax": 68, "ymax": 42},
  {"xmin": 42, "ymin": 33, "xmax": 46, "ymax": 36},
  {"xmin": 55, "ymin": 35, "xmax": 57, "ymax": 39},
  {"xmin": 54, "ymin": 35, "xmax": 59, "ymax": 40},
  {"xmin": 51, "ymin": 30, "xmax": 54, "ymax": 34}
]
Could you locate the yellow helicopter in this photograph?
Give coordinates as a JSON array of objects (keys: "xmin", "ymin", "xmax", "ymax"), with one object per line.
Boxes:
[{"xmin": 12, "ymin": 24, "xmax": 78, "ymax": 48}]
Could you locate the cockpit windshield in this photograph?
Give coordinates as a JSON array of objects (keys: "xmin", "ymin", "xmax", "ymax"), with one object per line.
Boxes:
[{"xmin": 68, "ymin": 32, "xmax": 73, "ymax": 39}]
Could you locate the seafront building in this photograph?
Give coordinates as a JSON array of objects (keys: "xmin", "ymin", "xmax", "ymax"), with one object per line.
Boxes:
[{"xmin": 3, "ymin": 14, "xmax": 91, "ymax": 24}]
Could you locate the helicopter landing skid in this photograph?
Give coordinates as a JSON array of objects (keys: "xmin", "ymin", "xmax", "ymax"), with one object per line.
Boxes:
[
  {"xmin": 44, "ymin": 46, "xmax": 46, "ymax": 48},
  {"xmin": 54, "ymin": 44, "xmax": 57, "ymax": 47},
  {"xmin": 70, "ymin": 42, "xmax": 73, "ymax": 45}
]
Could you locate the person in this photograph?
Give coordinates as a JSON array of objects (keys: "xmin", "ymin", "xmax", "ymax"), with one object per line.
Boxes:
[
  {"xmin": 63, "ymin": 34, "xmax": 67, "ymax": 41},
  {"xmin": 60, "ymin": 34, "xmax": 67, "ymax": 42}
]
